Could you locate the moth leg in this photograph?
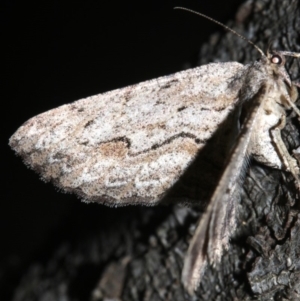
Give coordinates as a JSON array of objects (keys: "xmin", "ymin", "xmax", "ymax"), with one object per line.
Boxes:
[
  {"xmin": 292, "ymin": 81, "xmax": 300, "ymax": 89},
  {"xmin": 271, "ymin": 114, "xmax": 300, "ymax": 189}
]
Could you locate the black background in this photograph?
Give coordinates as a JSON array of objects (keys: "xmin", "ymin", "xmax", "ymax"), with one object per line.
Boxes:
[{"xmin": 3, "ymin": 0, "xmax": 245, "ymax": 298}]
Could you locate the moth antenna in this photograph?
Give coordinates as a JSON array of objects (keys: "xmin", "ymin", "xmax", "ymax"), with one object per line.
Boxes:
[
  {"xmin": 174, "ymin": 7, "xmax": 265, "ymax": 57},
  {"xmin": 276, "ymin": 51, "xmax": 300, "ymax": 58},
  {"xmin": 267, "ymin": 39, "xmax": 275, "ymax": 53}
]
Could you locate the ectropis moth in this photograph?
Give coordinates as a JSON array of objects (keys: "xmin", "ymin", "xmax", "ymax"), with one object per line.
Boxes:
[{"xmin": 9, "ymin": 7, "xmax": 300, "ymax": 295}]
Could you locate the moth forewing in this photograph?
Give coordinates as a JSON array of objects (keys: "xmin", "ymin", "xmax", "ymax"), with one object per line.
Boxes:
[
  {"xmin": 182, "ymin": 84, "xmax": 266, "ymax": 294},
  {"xmin": 9, "ymin": 62, "xmax": 244, "ymax": 206}
]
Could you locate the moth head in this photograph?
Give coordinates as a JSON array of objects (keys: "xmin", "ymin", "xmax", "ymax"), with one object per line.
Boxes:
[{"xmin": 266, "ymin": 50, "xmax": 291, "ymax": 86}]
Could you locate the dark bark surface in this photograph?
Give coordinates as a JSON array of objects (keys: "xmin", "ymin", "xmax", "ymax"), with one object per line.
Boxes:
[{"xmin": 3, "ymin": 1, "xmax": 300, "ymax": 301}]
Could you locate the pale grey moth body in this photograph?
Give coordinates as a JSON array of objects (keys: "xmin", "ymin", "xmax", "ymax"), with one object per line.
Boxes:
[
  {"xmin": 9, "ymin": 46, "xmax": 300, "ymax": 294},
  {"xmin": 182, "ymin": 51, "xmax": 300, "ymax": 293}
]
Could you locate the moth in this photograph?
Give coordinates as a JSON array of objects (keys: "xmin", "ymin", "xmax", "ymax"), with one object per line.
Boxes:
[{"xmin": 9, "ymin": 7, "xmax": 300, "ymax": 295}]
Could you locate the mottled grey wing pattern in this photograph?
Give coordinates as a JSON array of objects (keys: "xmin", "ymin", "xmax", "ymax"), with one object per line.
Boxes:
[{"xmin": 9, "ymin": 62, "xmax": 243, "ymax": 206}]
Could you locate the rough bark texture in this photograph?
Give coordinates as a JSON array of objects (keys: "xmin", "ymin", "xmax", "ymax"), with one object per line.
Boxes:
[{"xmin": 8, "ymin": 0, "xmax": 300, "ymax": 300}]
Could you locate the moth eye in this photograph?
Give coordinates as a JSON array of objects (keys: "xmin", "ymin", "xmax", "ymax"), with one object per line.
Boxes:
[{"xmin": 271, "ymin": 55, "xmax": 282, "ymax": 65}]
